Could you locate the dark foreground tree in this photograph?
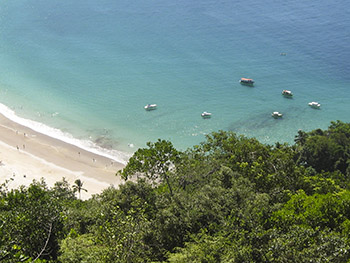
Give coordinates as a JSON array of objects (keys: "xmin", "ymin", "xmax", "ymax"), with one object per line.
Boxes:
[
  {"xmin": 0, "ymin": 180, "xmax": 63, "ymax": 262},
  {"xmin": 297, "ymin": 121, "xmax": 350, "ymax": 174}
]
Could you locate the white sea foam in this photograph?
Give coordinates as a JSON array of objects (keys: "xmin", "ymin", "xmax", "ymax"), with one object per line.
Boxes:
[{"xmin": 0, "ymin": 103, "xmax": 131, "ymax": 165}]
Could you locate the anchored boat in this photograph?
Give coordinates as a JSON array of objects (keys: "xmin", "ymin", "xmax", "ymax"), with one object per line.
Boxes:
[
  {"xmin": 271, "ymin": 111, "xmax": 283, "ymax": 118},
  {"xmin": 308, "ymin": 102, "xmax": 321, "ymax": 109},
  {"xmin": 201, "ymin": 111, "xmax": 212, "ymax": 118},
  {"xmin": 239, "ymin": 78, "xmax": 255, "ymax": 86},
  {"xmin": 282, "ymin": 90, "xmax": 293, "ymax": 97},
  {"xmin": 144, "ymin": 104, "xmax": 157, "ymax": 111}
]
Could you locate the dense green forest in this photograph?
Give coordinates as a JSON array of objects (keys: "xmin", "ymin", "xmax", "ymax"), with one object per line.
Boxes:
[{"xmin": 1, "ymin": 120, "xmax": 350, "ymax": 262}]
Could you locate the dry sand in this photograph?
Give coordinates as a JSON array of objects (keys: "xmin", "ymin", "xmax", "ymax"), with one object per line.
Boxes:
[{"xmin": 0, "ymin": 114, "xmax": 125, "ymax": 199}]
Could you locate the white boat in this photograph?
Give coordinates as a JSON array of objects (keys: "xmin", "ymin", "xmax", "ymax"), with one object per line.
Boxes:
[
  {"xmin": 271, "ymin": 111, "xmax": 283, "ymax": 118},
  {"xmin": 144, "ymin": 104, "xmax": 157, "ymax": 110},
  {"xmin": 282, "ymin": 90, "xmax": 293, "ymax": 97},
  {"xmin": 201, "ymin": 111, "xmax": 212, "ymax": 118},
  {"xmin": 308, "ymin": 102, "xmax": 321, "ymax": 108}
]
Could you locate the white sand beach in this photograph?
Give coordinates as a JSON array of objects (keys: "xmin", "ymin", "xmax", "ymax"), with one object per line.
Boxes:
[{"xmin": 0, "ymin": 114, "xmax": 125, "ymax": 200}]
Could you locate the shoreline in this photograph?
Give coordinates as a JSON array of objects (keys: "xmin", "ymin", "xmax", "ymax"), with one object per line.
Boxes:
[
  {"xmin": 0, "ymin": 103, "xmax": 131, "ymax": 165},
  {"xmin": 0, "ymin": 113, "xmax": 126, "ymax": 199}
]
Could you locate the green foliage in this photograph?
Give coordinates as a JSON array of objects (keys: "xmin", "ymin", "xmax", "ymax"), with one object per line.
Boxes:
[
  {"xmin": 96, "ymin": 202, "xmax": 151, "ymax": 262},
  {"xmin": 88, "ymin": 183, "xmax": 156, "ymax": 262},
  {"xmin": 61, "ymin": 198, "xmax": 96, "ymax": 236},
  {"xmin": 52, "ymin": 178, "xmax": 76, "ymax": 201},
  {"xmin": 118, "ymin": 139, "xmax": 181, "ymax": 196},
  {"xmin": 272, "ymin": 190, "xmax": 350, "ymax": 231},
  {"xmin": 0, "ymin": 180, "xmax": 64, "ymax": 262},
  {"xmin": 166, "ymin": 231, "xmax": 228, "ymax": 263},
  {"xmin": 3, "ymin": 122, "xmax": 350, "ymax": 262},
  {"xmin": 298, "ymin": 121, "xmax": 350, "ymax": 174},
  {"xmin": 58, "ymin": 234, "xmax": 107, "ymax": 263},
  {"xmin": 266, "ymin": 226, "xmax": 350, "ymax": 262}
]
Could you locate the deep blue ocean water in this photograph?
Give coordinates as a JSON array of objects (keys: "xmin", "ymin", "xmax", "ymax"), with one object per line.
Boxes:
[{"xmin": 0, "ymin": 0, "xmax": 349, "ymax": 162}]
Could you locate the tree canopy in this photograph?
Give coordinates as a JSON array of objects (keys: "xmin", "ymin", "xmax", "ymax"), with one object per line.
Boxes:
[{"xmin": 2, "ymin": 121, "xmax": 350, "ymax": 262}]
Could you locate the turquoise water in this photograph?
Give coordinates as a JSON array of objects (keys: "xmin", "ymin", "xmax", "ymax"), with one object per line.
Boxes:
[{"xmin": 0, "ymin": 0, "xmax": 349, "ymax": 162}]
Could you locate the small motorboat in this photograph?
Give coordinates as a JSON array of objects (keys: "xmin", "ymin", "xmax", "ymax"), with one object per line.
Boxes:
[
  {"xmin": 308, "ymin": 102, "xmax": 321, "ymax": 109},
  {"xmin": 201, "ymin": 111, "xmax": 212, "ymax": 118},
  {"xmin": 239, "ymin": 78, "xmax": 255, "ymax": 86},
  {"xmin": 144, "ymin": 104, "xmax": 157, "ymax": 111},
  {"xmin": 271, "ymin": 111, "xmax": 283, "ymax": 118},
  {"xmin": 282, "ymin": 90, "xmax": 293, "ymax": 97}
]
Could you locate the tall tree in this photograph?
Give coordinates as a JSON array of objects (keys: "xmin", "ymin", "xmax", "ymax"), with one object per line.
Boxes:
[
  {"xmin": 72, "ymin": 179, "xmax": 87, "ymax": 199},
  {"xmin": 118, "ymin": 139, "xmax": 181, "ymax": 196}
]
